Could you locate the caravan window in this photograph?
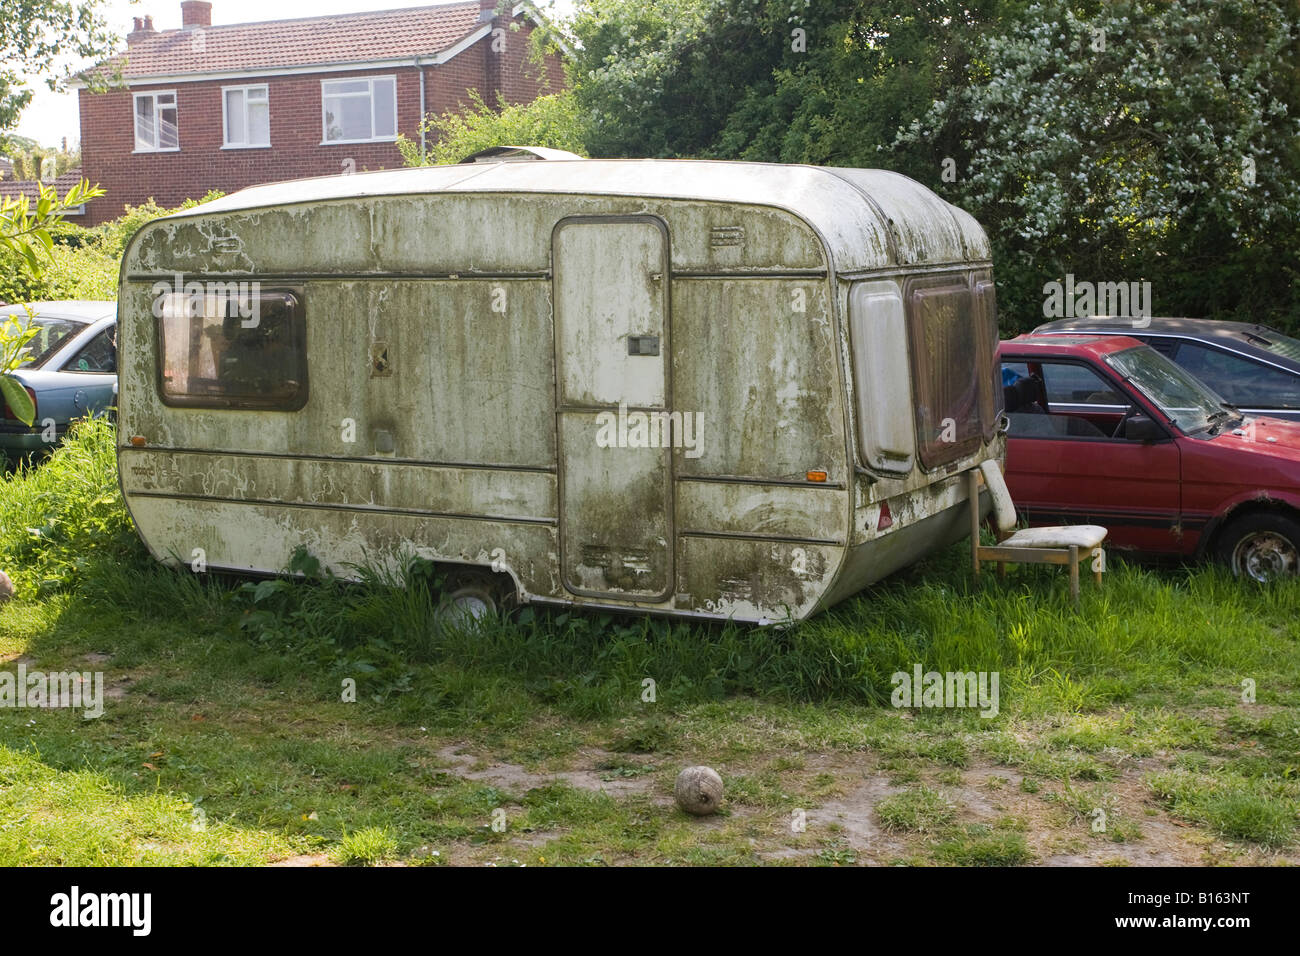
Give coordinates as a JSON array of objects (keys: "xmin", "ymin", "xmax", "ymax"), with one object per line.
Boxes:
[
  {"xmin": 156, "ymin": 288, "xmax": 307, "ymax": 410},
  {"xmin": 848, "ymin": 281, "xmax": 915, "ymax": 473},
  {"xmin": 906, "ymin": 276, "xmax": 990, "ymax": 469},
  {"xmin": 973, "ymin": 273, "xmax": 1002, "ymax": 440}
]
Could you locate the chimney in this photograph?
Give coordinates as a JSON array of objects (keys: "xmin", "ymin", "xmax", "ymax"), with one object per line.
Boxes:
[
  {"xmin": 182, "ymin": 1, "xmax": 212, "ymax": 29},
  {"xmin": 479, "ymin": 0, "xmax": 499, "ymax": 23},
  {"xmin": 126, "ymin": 16, "xmax": 157, "ymax": 45}
]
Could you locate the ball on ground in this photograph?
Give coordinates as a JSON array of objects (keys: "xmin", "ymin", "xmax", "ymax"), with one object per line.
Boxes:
[{"xmin": 675, "ymin": 765, "xmax": 723, "ymax": 816}]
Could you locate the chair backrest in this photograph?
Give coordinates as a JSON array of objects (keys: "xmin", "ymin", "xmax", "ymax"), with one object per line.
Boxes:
[{"xmin": 978, "ymin": 459, "xmax": 1019, "ymax": 533}]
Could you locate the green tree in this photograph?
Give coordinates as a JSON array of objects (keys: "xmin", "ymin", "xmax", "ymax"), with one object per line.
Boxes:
[
  {"xmin": 567, "ymin": 0, "xmax": 1012, "ymax": 162},
  {"xmin": 895, "ymin": 0, "xmax": 1300, "ymax": 330},
  {"xmin": 8, "ymin": 143, "xmax": 80, "ymax": 180},
  {"xmin": 1, "ymin": 0, "xmax": 118, "ymax": 137},
  {"xmin": 568, "ymin": 0, "xmax": 787, "ymax": 158}
]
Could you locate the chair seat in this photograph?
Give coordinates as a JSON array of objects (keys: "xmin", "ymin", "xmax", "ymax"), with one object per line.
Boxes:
[{"xmin": 998, "ymin": 525, "xmax": 1108, "ymax": 550}]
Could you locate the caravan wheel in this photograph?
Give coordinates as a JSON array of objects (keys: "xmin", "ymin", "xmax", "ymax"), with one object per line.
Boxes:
[{"xmin": 434, "ymin": 570, "xmax": 517, "ymax": 630}]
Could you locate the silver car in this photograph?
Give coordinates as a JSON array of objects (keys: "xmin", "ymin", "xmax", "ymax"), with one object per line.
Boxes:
[{"xmin": 1, "ymin": 300, "xmax": 117, "ymax": 460}]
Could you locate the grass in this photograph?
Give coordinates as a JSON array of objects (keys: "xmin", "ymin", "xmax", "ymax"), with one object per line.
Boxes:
[
  {"xmin": 876, "ymin": 787, "xmax": 956, "ymax": 833},
  {"xmin": 1, "ymin": 418, "xmax": 1298, "ymax": 865},
  {"xmin": 334, "ymin": 827, "xmax": 400, "ymax": 866}
]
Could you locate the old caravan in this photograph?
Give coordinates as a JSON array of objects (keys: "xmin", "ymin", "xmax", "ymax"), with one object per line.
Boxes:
[{"xmin": 116, "ymin": 158, "xmax": 1004, "ymax": 623}]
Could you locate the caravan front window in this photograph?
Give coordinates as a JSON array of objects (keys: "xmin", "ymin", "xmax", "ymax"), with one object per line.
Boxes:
[
  {"xmin": 906, "ymin": 276, "xmax": 996, "ymax": 469},
  {"xmin": 156, "ymin": 288, "xmax": 307, "ymax": 410}
]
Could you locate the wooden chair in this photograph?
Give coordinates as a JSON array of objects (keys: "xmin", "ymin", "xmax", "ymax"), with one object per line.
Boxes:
[{"xmin": 969, "ymin": 461, "xmax": 1107, "ymax": 606}]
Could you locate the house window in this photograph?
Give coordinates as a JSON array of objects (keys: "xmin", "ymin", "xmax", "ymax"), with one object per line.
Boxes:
[
  {"xmin": 134, "ymin": 91, "xmax": 179, "ymax": 152},
  {"xmin": 223, "ymin": 85, "xmax": 270, "ymax": 148},
  {"xmin": 321, "ymin": 76, "xmax": 397, "ymax": 144}
]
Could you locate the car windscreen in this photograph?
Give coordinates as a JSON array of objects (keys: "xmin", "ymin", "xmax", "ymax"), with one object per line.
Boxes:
[
  {"xmin": 1105, "ymin": 345, "xmax": 1226, "ymax": 434},
  {"xmin": 4, "ymin": 314, "xmax": 87, "ymax": 369}
]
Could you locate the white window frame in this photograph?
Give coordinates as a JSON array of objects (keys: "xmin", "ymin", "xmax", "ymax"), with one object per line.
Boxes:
[
  {"xmin": 320, "ymin": 75, "xmax": 397, "ymax": 145},
  {"xmin": 221, "ymin": 84, "xmax": 271, "ymax": 149},
  {"xmin": 132, "ymin": 90, "xmax": 179, "ymax": 153}
]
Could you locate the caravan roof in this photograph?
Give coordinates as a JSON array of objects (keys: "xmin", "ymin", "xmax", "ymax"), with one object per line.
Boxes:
[{"xmin": 173, "ymin": 159, "xmax": 990, "ymax": 274}]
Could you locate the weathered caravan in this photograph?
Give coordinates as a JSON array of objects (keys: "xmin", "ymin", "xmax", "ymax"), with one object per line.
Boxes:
[{"xmin": 116, "ymin": 157, "xmax": 1004, "ymax": 623}]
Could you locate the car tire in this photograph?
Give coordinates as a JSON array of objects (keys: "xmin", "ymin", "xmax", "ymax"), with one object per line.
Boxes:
[{"xmin": 1215, "ymin": 512, "xmax": 1300, "ymax": 583}]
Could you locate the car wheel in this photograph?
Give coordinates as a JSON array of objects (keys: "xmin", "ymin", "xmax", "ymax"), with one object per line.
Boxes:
[
  {"xmin": 1216, "ymin": 513, "xmax": 1300, "ymax": 583},
  {"xmin": 433, "ymin": 569, "xmax": 516, "ymax": 630}
]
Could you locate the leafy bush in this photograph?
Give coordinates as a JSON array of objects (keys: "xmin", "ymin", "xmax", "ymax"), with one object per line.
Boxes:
[
  {"xmin": 0, "ymin": 190, "xmax": 225, "ymax": 307},
  {"xmin": 399, "ymin": 91, "xmax": 587, "ymax": 166}
]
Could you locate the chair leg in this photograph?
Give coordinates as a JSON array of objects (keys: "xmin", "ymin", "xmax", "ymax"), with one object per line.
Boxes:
[
  {"xmin": 1092, "ymin": 546, "xmax": 1104, "ymax": 587},
  {"xmin": 969, "ymin": 470, "xmax": 981, "ymax": 578},
  {"xmin": 1069, "ymin": 545, "xmax": 1080, "ymax": 607}
]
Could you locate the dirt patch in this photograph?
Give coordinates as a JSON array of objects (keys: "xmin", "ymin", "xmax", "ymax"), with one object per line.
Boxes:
[
  {"xmin": 806, "ymin": 776, "xmax": 917, "ymax": 860},
  {"xmin": 420, "ymin": 737, "xmax": 1299, "ymax": 866},
  {"xmin": 435, "ymin": 745, "xmax": 668, "ymax": 802},
  {"xmin": 268, "ymin": 853, "xmax": 334, "ymax": 867}
]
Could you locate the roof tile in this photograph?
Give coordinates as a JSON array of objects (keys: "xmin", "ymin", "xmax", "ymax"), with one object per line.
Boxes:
[
  {"xmin": 1, "ymin": 171, "xmax": 87, "ymax": 205},
  {"xmin": 93, "ymin": 2, "xmax": 484, "ymax": 80}
]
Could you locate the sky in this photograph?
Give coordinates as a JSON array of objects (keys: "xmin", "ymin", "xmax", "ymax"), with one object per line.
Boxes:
[{"xmin": 13, "ymin": 0, "xmax": 574, "ymax": 150}]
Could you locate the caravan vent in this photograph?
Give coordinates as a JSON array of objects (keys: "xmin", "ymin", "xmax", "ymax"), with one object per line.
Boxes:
[{"xmin": 710, "ymin": 225, "xmax": 745, "ymax": 248}]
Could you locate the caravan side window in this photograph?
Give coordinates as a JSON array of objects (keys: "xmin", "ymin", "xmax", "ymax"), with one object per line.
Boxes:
[
  {"xmin": 156, "ymin": 287, "xmax": 307, "ymax": 410},
  {"xmin": 848, "ymin": 281, "xmax": 915, "ymax": 473},
  {"xmin": 972, "ymin": 272, "xmax": 1002, "ymax": 440},
  {"xmin": 906, "ymin": 277, "xmax": 984, "ymax": 469}
]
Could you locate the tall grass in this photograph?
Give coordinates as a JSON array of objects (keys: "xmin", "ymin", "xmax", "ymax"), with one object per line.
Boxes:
[{"xmin": 3, "ymin": 418, "xmax": 1298, "ymax": 724}]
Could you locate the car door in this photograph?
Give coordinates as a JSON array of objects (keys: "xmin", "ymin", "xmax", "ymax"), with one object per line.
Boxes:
[
  {"xmin": 45, "ymin": 324, "xmax": 118, "ymax": 431},
  {"xmin": 64, "ymin": 324, "xmax": 116, "ymax": 405},
  {"xmin": 1001, "ymin": 355, "xmax": 1185, "ymax": 554}
]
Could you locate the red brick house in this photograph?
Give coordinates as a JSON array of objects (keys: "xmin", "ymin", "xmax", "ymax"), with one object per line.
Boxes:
[{"xmin": 74, "ymin": 0, "xmax": 566, "ymax": 224}]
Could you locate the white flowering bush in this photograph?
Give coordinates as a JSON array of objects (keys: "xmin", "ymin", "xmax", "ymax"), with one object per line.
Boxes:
[{"xmin": 895, "ymin": 0, "xmax": 1300, "ymax": 328}]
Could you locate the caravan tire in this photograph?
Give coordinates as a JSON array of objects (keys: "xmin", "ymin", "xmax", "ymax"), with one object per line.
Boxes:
[{"xmin": 434, "ymin": 569, "xmax": 517, "ymax": 631}]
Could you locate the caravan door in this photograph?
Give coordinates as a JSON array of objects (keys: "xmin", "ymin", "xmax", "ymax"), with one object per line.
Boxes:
[{"xmin": 553, "ymin": 216, "xmax": 673, "ymax": 600}]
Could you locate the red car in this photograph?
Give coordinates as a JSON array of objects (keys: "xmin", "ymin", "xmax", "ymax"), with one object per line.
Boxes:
[{"xmin": 998, "ymin": 334, "xmax": 1300, "ymax": 581}]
